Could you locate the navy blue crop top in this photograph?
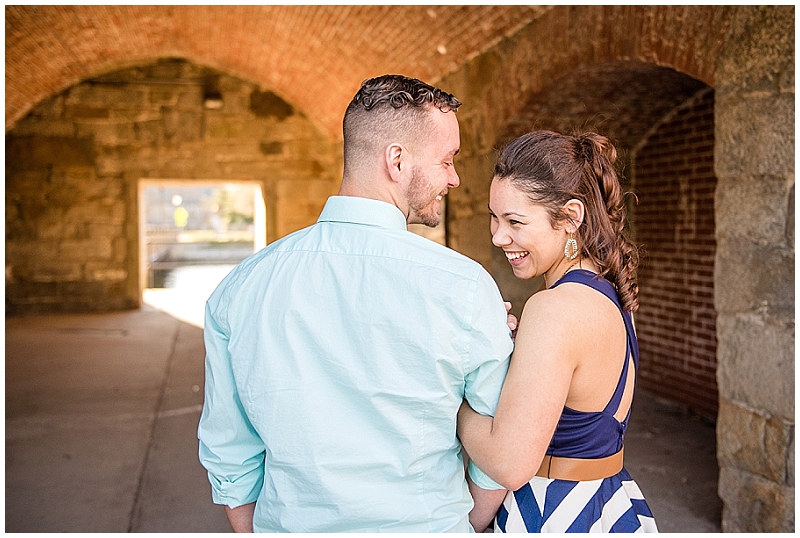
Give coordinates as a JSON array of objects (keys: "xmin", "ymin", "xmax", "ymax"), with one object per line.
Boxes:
[{"xmin": 545, "ymin": 269, "xmax": 639, "ymax": 459}]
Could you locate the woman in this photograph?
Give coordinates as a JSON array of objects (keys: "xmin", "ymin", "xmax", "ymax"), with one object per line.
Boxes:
[{"xmin": 458, "ymin": 131, "xmax": 657, "ymax": 533}]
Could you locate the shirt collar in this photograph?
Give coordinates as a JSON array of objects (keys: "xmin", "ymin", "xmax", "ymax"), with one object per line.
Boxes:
[{"xmin": 317, "ymin": 196, "xmax": 408, "ymax": 231}]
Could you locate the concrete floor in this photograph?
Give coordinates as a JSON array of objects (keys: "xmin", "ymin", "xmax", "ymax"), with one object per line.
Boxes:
[{"xmin": 5, "ymin": 307, "xmax": 722, "ymax": 533}]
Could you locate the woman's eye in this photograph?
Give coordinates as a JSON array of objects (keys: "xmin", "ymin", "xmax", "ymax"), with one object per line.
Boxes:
[{"xmin": 509, "ymin": 219, "xmax": 522, "ymax": 226}]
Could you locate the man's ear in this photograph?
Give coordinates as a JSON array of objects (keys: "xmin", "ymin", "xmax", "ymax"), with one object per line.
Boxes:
[
  {"xmin": 562, "ymin": 198, "xmax": 585, "ymax": 233},
  {"xmin": 385, "ymin": 143, "xmax": 406, "ymax": 183}
]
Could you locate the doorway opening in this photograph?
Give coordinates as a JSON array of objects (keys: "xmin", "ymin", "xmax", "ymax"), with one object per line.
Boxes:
[{"xmin": 138, "ymin": 180, "xmax": 266, "ymax": 327}]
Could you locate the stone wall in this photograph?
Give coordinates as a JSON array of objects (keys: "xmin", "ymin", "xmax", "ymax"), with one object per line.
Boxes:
[
  {"xmin": 713, "ymin": 6, "xmax": 795, "ymax": 532},
  {"xmin": 5, "ymin": 59, "xmax": 340, "ymax": 315}
]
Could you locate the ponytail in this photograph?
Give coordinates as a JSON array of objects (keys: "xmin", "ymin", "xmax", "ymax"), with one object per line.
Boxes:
[{"xmin": 574, "ymin": 133, "xmax": 639, "ymax": 312}]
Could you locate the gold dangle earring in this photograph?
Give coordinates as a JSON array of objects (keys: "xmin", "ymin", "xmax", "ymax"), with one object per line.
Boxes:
[{"xmin": 564, "ymin": 232, "xmax": 579, "ymax": 260}]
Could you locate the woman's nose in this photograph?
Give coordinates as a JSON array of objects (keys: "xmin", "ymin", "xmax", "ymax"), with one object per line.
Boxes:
[{"xmin": 491, "ymin": 225, "xmax": 510, "ymax": 247}]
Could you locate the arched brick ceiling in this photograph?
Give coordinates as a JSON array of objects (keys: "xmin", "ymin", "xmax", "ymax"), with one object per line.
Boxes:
[
  {"xmin": 6, "ymin": 5, "xmax": 550, "ymax": 136},
  {"xmin": 501, "ymin": 61, "xmax": 710, "ymax": 151}
]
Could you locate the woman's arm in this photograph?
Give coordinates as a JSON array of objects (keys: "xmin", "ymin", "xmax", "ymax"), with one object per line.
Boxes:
[{"xmin": 457, "ymin": 289, "xmax": 579, "ymax": 490}]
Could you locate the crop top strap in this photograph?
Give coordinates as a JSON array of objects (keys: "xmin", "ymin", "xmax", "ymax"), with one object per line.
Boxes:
[{"xmin": 551, "ymin": 269, "xmax": 640, "ymax": 417}]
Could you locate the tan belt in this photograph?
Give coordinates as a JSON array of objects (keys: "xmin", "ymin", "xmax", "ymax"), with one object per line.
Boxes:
[{"xmin": 536, "ymin": 446, "xmax": 624, "ymax": 481}]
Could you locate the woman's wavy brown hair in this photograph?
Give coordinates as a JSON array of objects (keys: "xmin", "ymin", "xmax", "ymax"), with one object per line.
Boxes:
[{"xmin": 493, "ymin": 130, "xmax": 640, "ymax": 312}]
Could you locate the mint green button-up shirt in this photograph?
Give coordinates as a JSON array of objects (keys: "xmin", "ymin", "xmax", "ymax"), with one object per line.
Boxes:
[{"xmin": 198, "ymin": 196, "xmax": 512, "ymax": 532}]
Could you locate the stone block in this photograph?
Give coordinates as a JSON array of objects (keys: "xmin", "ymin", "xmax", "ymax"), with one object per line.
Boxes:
[
  {"xmin": 715, "ymin": 237, "xmax": 794, "ymax": 315},
  {"xmin": 64, "ymin": 105, "xmax": 110, "ymax": 121},
  {"xmin": 134, "ymin": 120, "xmax": 160, "ymax": 144},
  {"xmin": 717, "ymin": 398, "xmax": 791, "ymax": 483},
  {"xmin": 148, "ymin": 90, "xmax": 179, "ymax": 107},
  {"xmin": 716, "ymin": 311, "xmax": 794, "ymax": 419},
  {"xmin": 89, "ymin": 268, "xmax": 128, "ymax": 282},
  {"xmin": 6, "ymin": 136, "xmax": 94, "ymax": 171},
  {"xmin": 4, "ymin": 241, "xmax": 46, "ymax": 265},
  {"xmin": 62, "ymin": 201, "xmax": 126, "ymax": 227},
  {"xmin": 259, "ymin": 141, "xmax": 284, "ymax": 156},
  {"xmin": 82, "ymin": 122, "xmax": 137, "ymax": 147},
  {"xmin": 104, "ymin": 201, "xmax": 127, "ymax": 225},
  {"xmin": 27, "ymin": 262, "xmax": 83, "ymax": 283},
  {"xmin": 716, "ymin": 6, "xmax": 794, "ymax": 97},
  {"xmin": 715, "ymin": 175, "xmax": 793, "ymax": 243},
  {"xmin": 205, "ymin": 115, "xmax": 246, "ymax": 139},
  {"xmin": 65, "ymin": 85, "xmax": 146, "ymax": 111},
  {"xmin": 174, "ymin": 112, "xmax": 202, "ymax": 142},
  {"xmin": 85, "ymin": 261, "xmax": 127, "ymax": 282},
  {"xmin": 11, "ymin": 118, "xmax": 76, "ymax": 137},
  {"xmin": 176, "ymin": 90, "xmax": 203, "ymax": 110},
  {"xmin": 94, "ymin": 154, "xmax": 124, "ymax": 177},
  {"xmin": 714, "ymin": 93, "xmax": 794, "ymax": 178},
  {"xmin": 59, "ymin": 239, "xmax": 113, "ymax": 261},
  {"xmin": 36, "ymin": 213, "xmax": 68, "ymax": 240},
  {"xmin": 718, "ymin": 465, "xmax": 794, "ymax": 532},
  {"xmin": 51, "ymin": 165, "xmax": 95, "ymax": 187},
  {"xmin": 87, "ymin": 222, "xmax": 123, "ymax": 240},
  {"xmin": 218, "ymin": 91, "xmax": 250, "ymax": 115}
]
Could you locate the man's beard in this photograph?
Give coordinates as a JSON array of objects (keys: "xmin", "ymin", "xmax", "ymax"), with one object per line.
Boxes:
[{"xmin": 406, "ymin": 166, "xmax": 442, "ymax": 228}]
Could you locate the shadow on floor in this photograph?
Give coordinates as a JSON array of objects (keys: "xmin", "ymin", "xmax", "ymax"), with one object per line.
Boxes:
[{"xmin": 626, "ymin": 391, "xmax": 722, "ymax": 532}]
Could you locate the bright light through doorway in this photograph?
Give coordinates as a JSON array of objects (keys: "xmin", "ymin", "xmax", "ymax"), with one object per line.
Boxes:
[{"xmin": 139, "ymin": 181, "xmax": 266, "ymax": 328}]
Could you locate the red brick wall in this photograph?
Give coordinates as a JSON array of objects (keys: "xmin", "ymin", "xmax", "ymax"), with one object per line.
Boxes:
[{"xmin": 634, "ymin": 89, "xmax": 718, "ymax": 419}]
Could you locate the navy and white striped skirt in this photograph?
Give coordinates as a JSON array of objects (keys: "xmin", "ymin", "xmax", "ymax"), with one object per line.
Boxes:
[{"xmin": 494, "ymin": 468, "xmax": 658, "ymax": 533}]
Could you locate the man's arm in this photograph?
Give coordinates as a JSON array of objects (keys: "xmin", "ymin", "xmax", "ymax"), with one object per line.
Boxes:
[
  {"xmin": 225, "ymin": 503, "xmax": 256, "ymax": 533},
  {"xmin": 468, "ymin": 475, "xmax": 507, "ymax": 532},
  {"xmin": 460, "ymin": 272, "xmax": 516, "ymax": 492},
  {"xmin": 198, "ymin": 302, "xmax": 265, "ymax": 518}
]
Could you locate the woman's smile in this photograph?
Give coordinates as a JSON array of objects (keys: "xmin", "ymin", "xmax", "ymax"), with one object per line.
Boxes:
[{"xmin": 504, "ymin": 250, "xmax": 529, "ymax": 265}]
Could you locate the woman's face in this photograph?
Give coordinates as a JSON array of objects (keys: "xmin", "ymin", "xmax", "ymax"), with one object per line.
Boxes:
[{"xmin": 489, "ymin": 177, "xmax": 567, "ymax": 281}]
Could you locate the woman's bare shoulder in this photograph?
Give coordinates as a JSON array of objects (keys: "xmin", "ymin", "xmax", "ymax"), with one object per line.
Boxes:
[
  {"xmin": 518, "ymin": 282, "xmax": 618, "ymax": 346},
  {"xmin": 521, "ymin": 283, "xmax": 594, "ymax": 321}
]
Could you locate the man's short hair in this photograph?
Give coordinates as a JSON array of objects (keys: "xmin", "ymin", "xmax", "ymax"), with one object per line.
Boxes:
[{"xmin": 342, "ymin": 75, "xmax": 461, "ymax": 173}]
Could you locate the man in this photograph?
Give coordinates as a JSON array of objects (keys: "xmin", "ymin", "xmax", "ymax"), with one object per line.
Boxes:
[{"xmin": 198, "ymin": 75, "xmax": 512, "ymax": 532}]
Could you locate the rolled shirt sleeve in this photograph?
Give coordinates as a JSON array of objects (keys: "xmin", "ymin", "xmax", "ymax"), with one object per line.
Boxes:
[
  {"xmin": 463, "ymin": 270, "xmax": 514, "ymax": 491},
  {"xmin": 198, "ymin": 300, "xmax": 266, "ymax": 507}
]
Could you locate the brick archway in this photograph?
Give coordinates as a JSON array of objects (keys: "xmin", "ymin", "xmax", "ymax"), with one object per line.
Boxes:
[{"xmin": 5, "ymin": 5, "xmax": 549, "ymax": 136}]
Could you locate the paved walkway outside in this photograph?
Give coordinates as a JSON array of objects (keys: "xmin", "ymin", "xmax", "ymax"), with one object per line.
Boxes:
[{"xmin": 5, "ymin": 306, "xmax": 721, "ymax": 532}]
